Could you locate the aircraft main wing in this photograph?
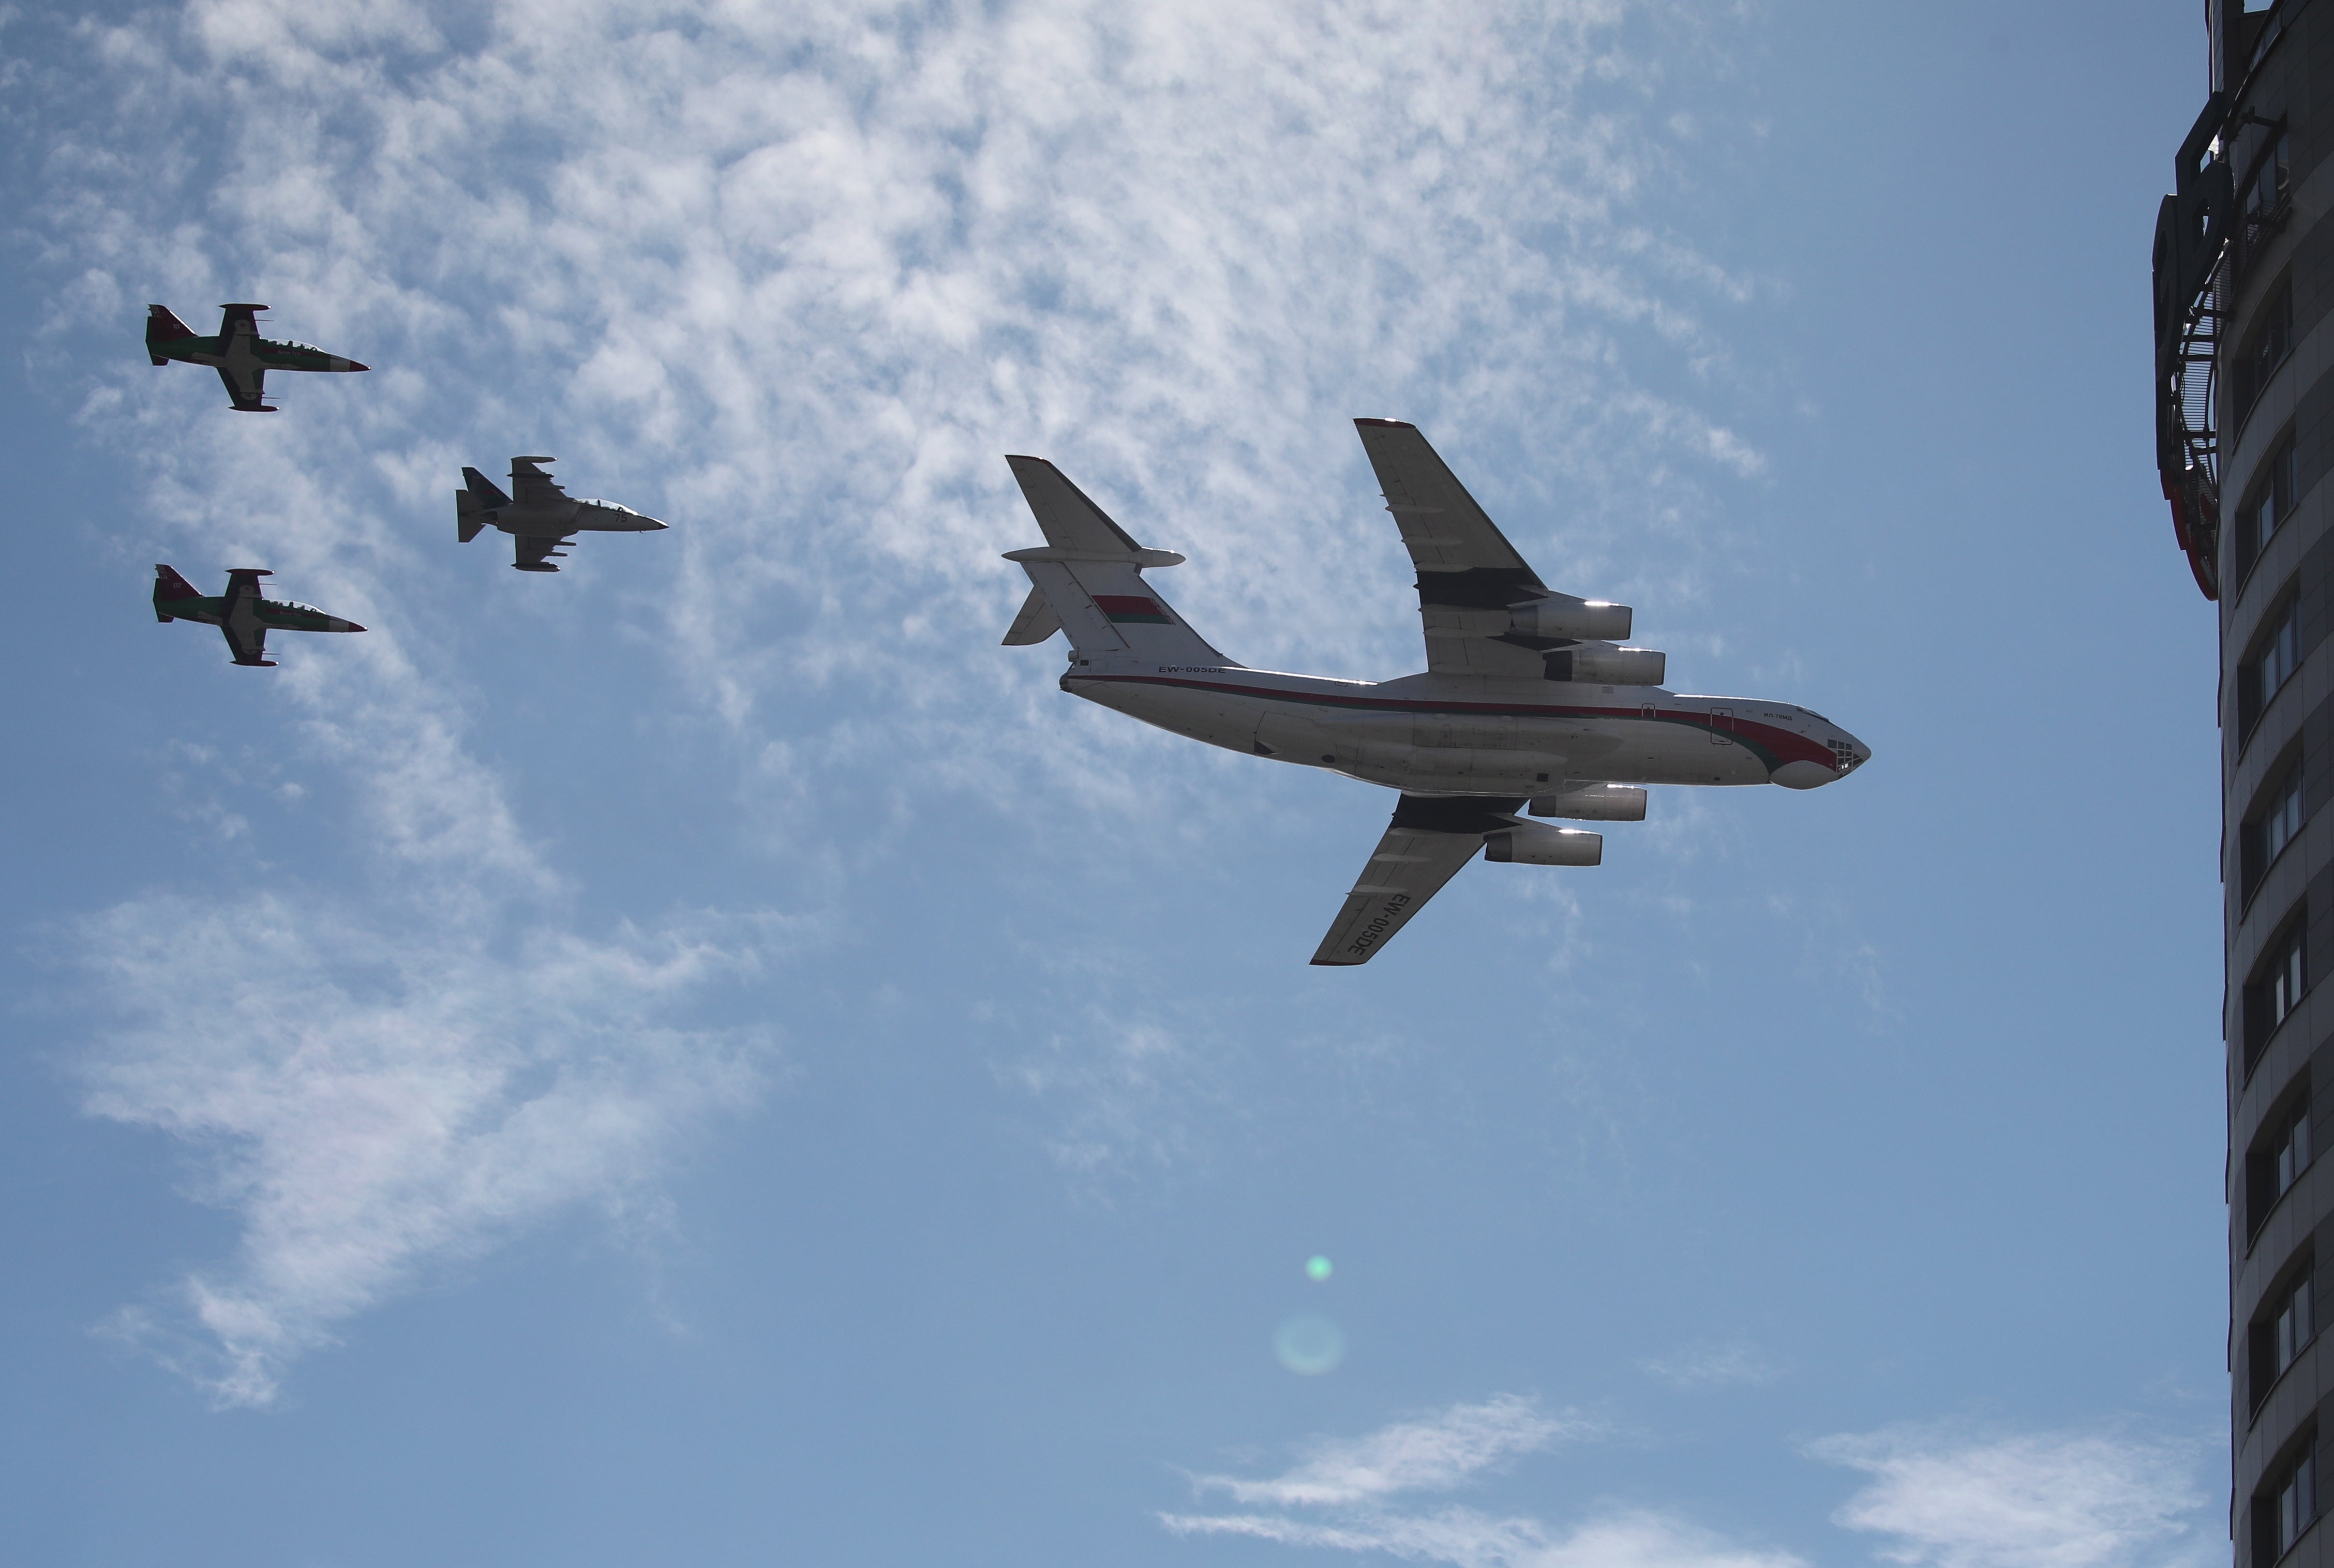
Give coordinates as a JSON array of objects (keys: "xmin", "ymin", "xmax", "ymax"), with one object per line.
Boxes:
[
  {"xmin": 1310, "ymin": 794, "xmax": 1524, "ymax": 966},
  {"xmin": 1353, "ymin": 418, "xmax": 1552, "ymax": 677},
  {"xmin": 218, "ymin": 621, "xmax": 272, "ymax": 666},
  {"xmin": 515, "ymin": 533, "xmax": 575, "ymax": 570},
  {"xmin": 510, "ymin": 457, "xmax": 568, "ymax": 506},
  {"xmin": 216, "ymin": 363, "xmax": 272, "ymax": 411}
]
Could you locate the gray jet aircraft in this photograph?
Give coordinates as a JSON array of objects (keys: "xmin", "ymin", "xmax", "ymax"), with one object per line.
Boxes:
[{"xmin": 456, "ymin": 457, "xmax": 667, "ymax": 571}]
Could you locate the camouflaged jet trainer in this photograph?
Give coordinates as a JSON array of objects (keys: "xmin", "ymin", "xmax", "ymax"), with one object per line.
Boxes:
[
  {"xmin": 145, "ymin": 304, "xmax": 368, "ymax": 412},
  {"xmin": 456, "ymin": 457, "xmax": 668, "ymax": 571},
  {"xmin": 153, "ymin": 565, "xmax": 364, "ymax": 667}
]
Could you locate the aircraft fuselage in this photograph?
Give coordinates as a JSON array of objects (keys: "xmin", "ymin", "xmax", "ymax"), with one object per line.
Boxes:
[
  {"xmin": 474, "ymin": 497, "xmax": 667, "ymax": 538},
  {"xmin": 1064, "ymin": 656, "xmax": 1870, "ymax": 795}
]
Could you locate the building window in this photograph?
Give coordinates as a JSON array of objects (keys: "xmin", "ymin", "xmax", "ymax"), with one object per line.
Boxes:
[
  {"xmin": 2247, "ymin": 914, "xmax": 2309, "ymax": 1077},
  {"xmin": 2257, "ymin": 1436, "xmax": 2318, "ymax": 1565},
  {"xmin": 2242, "ymin": 597, "xmax": 2302, "ymax": 738},
  {"xmin": 2235, "ymin": 278, "xmax": 2295, "ymax": 431},
  {"xmin": 2239, "ymin": 434, "xmax": 2300, "ymax": 582},
  {"xmin": 2246, "ymin": 131, "xmax": 2292, "ymax": 227},
  {"xmin": 2245, "ymin": 757, "xmax": 2308, "ymax": 902},
  {"xmin": 2254, "ymin": 1259, "xmax": 2317, "ymax": 1409},
  {"xmin": 2250, "ymin": 1083, "xmax": 2315, "ymax": 1239}
]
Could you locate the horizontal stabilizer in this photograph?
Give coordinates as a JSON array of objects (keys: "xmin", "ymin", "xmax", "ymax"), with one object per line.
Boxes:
[{"xmin": 1002, "ymin": 586, "xmax": 1062, "ymax": 646}]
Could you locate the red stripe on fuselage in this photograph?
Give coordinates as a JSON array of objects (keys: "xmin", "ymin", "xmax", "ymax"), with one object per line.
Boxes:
[{"xmin": 1067, "ymin": 672, "xmax": 1836, "ymax": 771}]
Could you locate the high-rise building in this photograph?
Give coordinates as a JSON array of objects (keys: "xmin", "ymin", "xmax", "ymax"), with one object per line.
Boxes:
[{"xmin": 2156, "ymin": 5, "xmax": 2329, "ymax": 1562}]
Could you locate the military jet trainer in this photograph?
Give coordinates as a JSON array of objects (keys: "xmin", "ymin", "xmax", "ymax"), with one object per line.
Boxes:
[
  {"xmin": 1000, "ymin": 418, "xmax": 1872, "ymax": 965},
  {"xmin": 145, "ymin": 304, "xmax": 368, "ymax": 412},
  {"xmin": 153, "ymin": 566, "xmax": 365, "ymax": 667},
  {"xmin": 457, "ymin": 457, "xmax": 667, "ymax": 571}
]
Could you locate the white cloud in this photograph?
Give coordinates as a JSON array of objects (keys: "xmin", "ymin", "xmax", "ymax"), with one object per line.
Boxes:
[
  {"xmin": 1167, "ymin": 1407, "xmax": 2216, "ymax": 1568},
  {"xmin": 1164, "ymin": 1506, "xmax": 1807, "ymax": 1568},
  {"xmin": 1165, "ymin": 1397, "xmax": 1800, "ymax": 1568},
  {"xmin": 1640, "ymin": 1338, "xmax": 1783, "ymax": 1390},
  {"xmin": 77, "ymin": 892, "xmax": 780, "ymax": 1408},
  {"xmin": 45, "ymin": 0, "xmax": 1763, "ymax": 769},
  {"xmin": 25, "ymin": 0, "xmax": 1774, "ymax": 1394},
  {"xmin": 1190, "ymin": 1394, "xmax": 1596, "ymax": 1507},
  {"xmin": 1811, "ymin": 1427, "xmax": 2215, "ymax": 1568}
]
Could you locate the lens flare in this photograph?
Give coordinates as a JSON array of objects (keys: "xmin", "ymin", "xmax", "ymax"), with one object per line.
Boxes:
[
  {"xmin": 1274, "ymin": 1314, "xmax": 1345, "ymax": 1375},
  {"xmin": 1306, "ymin": 1255, "xmax": 1333, "ymax": 1281}
]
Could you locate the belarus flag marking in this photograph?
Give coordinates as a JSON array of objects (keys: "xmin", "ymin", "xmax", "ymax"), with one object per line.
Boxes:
[{"xmin": 1095, "ymin": 595, "xmax": 1172, "ymax": 624}]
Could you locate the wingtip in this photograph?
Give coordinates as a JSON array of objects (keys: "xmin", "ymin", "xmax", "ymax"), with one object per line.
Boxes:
[
  {"xmin": 1309, "ymin": 958, "xmax": 1363, "ymax": 967},
  {"xmin": 1352, "ymin": 416, "xmax": 1416, "ymax": 430}
]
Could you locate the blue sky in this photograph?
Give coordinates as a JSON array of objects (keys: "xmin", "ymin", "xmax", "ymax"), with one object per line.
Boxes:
[{"xmin": 0, "ymin": 2, "xmax": 2227, "ymax": 1565}]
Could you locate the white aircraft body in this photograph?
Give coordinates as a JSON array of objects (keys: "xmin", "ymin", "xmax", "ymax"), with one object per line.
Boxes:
[
  {"xmin": 456, "ymin": 457, "xmax": 667, "ymax": 571},
  {"xmin": 1001, "ymin": 418, "xmax": 1871, "ymax": 965}
]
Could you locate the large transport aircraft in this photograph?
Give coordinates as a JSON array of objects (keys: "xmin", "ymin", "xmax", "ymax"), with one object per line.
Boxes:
[
  {"xmin": 1001, "ymin": 418, "xmax": 1872, "ymax": 966},
  {"xmin": 456, "ymin": 457, "xmax": 668, "ymax": 571},
  {"xmin": 153, "ymin": 566, "xmax": 365, "ymax": 667},
  {"xmin": 145, "ymin": 304, "xmax": 368, "ymax": 412}
]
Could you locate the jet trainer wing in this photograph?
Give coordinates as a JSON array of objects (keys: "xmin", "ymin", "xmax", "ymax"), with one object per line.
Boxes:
[
  {"xmin": 1353, "ymin": 418, "xmax": 1550, "ymax": 677},
  {"xmin": 216, "ymin": 363, "xmax": 272, "ymax": 412},
  {"xmin": 1310, "ymin": 794, "xmax": 1524, "ymax": 966},
  {"xmin": 515, "ymin": 533, "xmax": 574, "ymax": 571},
  {"xmin": 511, "ymin": 457, "xmax": 568, "ymax": 505},
  {"xmin": 218, "ymin": 621, "xmax": 272, "ymax": 666},
  {"xmin": 217, "ymin": 569, "xmax": 274, "ymax": 665}
]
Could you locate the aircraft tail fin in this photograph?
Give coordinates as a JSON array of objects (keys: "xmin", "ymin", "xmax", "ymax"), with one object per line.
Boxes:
[
  {"xmin": 458, "ymin": 466, "xmax": 510, "ymax": 541},
  {"xmin": 1000, "ymin": 456, "xmax": 1234, "ymax": 665},
  {"xmin": 145, "ymin": 304, "xmax": 195, "ymax": 363},
  {"xmin": 153, "ymin": 563, "xmax": 200, "ymax": 620}
]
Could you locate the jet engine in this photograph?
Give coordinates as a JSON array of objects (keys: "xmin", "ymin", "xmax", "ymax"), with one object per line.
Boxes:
[
  {"xmin": 1543, "ymin": 645, "xmax": 1666, "ymax": 685},
  {"xmin": 1483, "ymin": 824, "xmax": 1603, "ymax": 865},
  {"xmin": 1509, "ymin": 594, "xmax": 1633, "ymax": 641},
  {"xmin": 1527, "ymin": 785, "xmax": 1647, "ymax": 821}
]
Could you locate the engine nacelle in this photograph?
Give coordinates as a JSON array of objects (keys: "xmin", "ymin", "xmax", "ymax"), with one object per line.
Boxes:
[
  {"xmin": 1509, "ymin": 594, "xmax": 1633, "ymax": 641},
  {"xmin": 1544, "ymin": 645, "xmax": 1666, "ymax": 685},
  {"xmin": 1484, "ymin": 824, "xmax": 1603, "ymax": 866},
  {"xmin": 1528, "ymin": 785, "xmax": 1647, "ymax": 822}
]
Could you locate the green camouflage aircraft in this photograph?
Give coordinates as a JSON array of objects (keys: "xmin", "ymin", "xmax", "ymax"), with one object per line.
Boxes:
[
  {"xmin": 154, "ymin": 566, "xmax": 365, "ymax": 667},
  {"xmin": 145, "ymin": 304, "xmax": 368, "ymax": 412}
]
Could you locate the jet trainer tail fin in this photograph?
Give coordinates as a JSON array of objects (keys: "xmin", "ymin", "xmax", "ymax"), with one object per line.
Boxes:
[
  {"xmin": 458, "ymin": 466, "xmax": 510, "ymax": 542},
  {"xmin": 1000, "ymin": 456, "xmax": 1234, "ymax": 665},
  {"xmin": 145, "ymin": 305, "xmax": 195, "ymax": 363},
  {"xmin": 153, "ymin": 564, "xmax": 200, "ymax": 620}
]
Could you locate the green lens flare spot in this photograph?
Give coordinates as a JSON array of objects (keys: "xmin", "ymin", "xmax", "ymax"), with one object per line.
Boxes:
[
  {"xmin": 1274, "ymin": 1314, "xmax": 1345, "ymax": 1375},
  {"xmin": 1306, "ymin": 1255, "xmax": 1333, "ymax": 1282}
]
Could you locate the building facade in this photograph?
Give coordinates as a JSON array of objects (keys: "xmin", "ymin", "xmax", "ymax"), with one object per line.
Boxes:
[{"xmin": 2158, "ymin": 5, "xmax": 2334, "ymax": 1562}]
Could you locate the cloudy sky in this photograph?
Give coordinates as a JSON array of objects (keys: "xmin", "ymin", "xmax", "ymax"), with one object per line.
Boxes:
[{"xmin": 0, "ymin": 2, "xmax": 2227, "ymax": 1565}]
